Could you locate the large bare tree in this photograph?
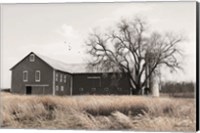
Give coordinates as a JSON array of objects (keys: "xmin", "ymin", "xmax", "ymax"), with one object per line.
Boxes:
[{"xmin": 86, "ymin": 17, "xmax": 184, "ymax": 95}]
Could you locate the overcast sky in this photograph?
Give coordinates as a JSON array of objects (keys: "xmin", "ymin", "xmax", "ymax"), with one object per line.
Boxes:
[{"xmin": 1, "ymin": 2, "xmax": 196, "ymax": 88}]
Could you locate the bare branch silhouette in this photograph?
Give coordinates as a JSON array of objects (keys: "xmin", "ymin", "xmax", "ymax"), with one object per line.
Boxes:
[{"xmin": 86, "ymin": 16, "xmax": 184, "ymax": 95}]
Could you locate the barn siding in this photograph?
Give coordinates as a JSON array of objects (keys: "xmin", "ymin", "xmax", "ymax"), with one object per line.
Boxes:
[
  {"xmin": 54, "ymin": 70, "xmax": 72, "ymax": 96},
  {"xmin": 11, "ymin": 54, "xmax": 53, "ymax": 95},
  {"xmin": 11, "ymin": 52, "xmax": 132, "ymax": 96},
  {"xmin": 72, "ymin": 73, "xmax": 131, "ymax": 95}
]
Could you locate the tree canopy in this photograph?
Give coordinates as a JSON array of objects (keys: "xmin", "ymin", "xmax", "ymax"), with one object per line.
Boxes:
[{"xmin": 85, "ymin": 17, "xmax": 184, "ymax": 95}]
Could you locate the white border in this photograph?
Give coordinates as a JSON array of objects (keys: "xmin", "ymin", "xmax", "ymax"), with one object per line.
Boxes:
[
  {"xmin": 0, "ymin": 0, "xmax": 198, "ymax": 133},
  {"xmin": 0, "ymin": 0, "xmax": 195, "ymax": 3}
]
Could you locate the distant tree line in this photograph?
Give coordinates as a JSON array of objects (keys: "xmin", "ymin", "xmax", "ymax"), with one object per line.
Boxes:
[{"xmin": 160, "ymin": 81, "xmax": 195, "ymax": 98}]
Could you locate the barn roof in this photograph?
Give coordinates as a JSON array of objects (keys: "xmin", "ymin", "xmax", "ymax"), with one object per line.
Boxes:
[
  {"xmin": 10, "ymin": 52, "xmax": 113, "ymax": 74},
  {"xmin": 36, "ymin": 53, "xmax": 91, "ymax": 73},
  {"xmin": 37, "ymin": 53, "xmax": 117, "ymax": 74}
]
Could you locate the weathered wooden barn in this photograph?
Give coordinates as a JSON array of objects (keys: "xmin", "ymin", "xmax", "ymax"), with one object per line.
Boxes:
[{"xmin": 10, "ymin": 52, "xmax": 131, "ymax": 95}]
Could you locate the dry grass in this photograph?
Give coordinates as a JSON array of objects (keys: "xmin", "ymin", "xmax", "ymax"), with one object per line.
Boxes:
[{"xmin": 0, "ymin": 92, "xmax": 196, "ymax": 131}]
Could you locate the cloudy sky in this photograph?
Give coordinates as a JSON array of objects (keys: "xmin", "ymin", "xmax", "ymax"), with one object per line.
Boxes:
[{"xmin": 1, "ymin": 2, "xmax": 196, "ymax": 88}]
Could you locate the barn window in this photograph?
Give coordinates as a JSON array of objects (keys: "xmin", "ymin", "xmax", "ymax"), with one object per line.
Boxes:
[
  {"xmin": 60, "ymin": 74, "xmax": 63, "ymax": 82},
  {"xmin": 79, "ymin": 88, "xmax": 84, "ymax": 92},
  {"xmin": 23, "ymin": 71, "xmax": 28, "ymax": 82},
  {"xmin": 87, "ymin": 76, "xmax": 101, "ymax": 88},
  {"xmin": 56, "ymin": 85, "xmax": 59, "ymax": 91},
  {"xmin": 61, "ymin": 86, "xmax": 64, "ymax": 91},
  {"xmin": 64, "ymin": 75, "xmax": 66, "ymax": 83},
  {"xmin": 104, "ymin": 88, "xmax": 109, "ymax": 92},
  {"xmin": 35, "ymin": 70, "xmax": 41, "ymax": 82},
  {"xmin": 56, "ymin": 73, "xmax": 58, "ymax": 82},
  {"xmin": 87, "ymin": 76, "xmax": 100, "ymax": 79},
  {"xmin": 117, "ymin": 88, "xmax": 122, "ymax": 91},
  {"xmin": 91, "ymin": 88, "xmax": 96, "ymax": 91},
  {"xmin": 29, "ymin": 54, "xmax": 35, "ymax": 62}
]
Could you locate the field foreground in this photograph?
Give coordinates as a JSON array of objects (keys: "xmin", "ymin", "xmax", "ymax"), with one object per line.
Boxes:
[{"xmin": 0, "ymin": 92, "xmax": 196, "ymax": 131}]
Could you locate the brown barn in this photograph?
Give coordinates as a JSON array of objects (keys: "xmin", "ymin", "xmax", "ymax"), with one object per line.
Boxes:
[{"xmin": 10, "ymin": 52, "xmax": 131, "ymax": 95}]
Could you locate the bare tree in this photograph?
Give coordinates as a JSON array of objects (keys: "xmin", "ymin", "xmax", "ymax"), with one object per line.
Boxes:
[{"xmin": 86, "ymin": 17, "xmax": 184, "ymax": 95}]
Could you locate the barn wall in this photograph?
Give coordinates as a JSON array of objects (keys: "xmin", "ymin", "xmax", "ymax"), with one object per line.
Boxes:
[
  {"xmin": 11, "ymin": 53, "xmax": 132, "ymax": 96},
  {"xmin": 11, "ymin": 54, "xmax": 53, "ymax": 95},
  {"xmin": 54, "ymin": 70, "xmax": 72, "ymax": 96},
  {"xmin": 72, "ymin": 73, "xmax": 131, "ymax": 95}
]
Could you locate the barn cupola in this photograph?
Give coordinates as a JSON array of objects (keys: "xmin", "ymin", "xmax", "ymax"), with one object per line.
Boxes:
[{"xmin": 29, "ymin": 53, "xmax": 35, "ymax": 62}]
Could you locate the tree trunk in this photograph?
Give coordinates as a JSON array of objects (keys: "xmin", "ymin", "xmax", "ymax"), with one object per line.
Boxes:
[{"xmin": 132, "ymin": 83, "xmax": 141, "ymax": 95}]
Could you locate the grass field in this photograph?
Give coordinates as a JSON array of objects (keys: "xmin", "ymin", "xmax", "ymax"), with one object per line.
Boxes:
[{"xmin": 0, "ymin": 92, "xmax": 196, "ymax": 131}]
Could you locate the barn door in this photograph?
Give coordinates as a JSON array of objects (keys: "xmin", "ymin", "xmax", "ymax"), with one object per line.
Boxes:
[
  {"xmin": 26, "ymin": 86, "xmax": 32, "ymax": 95},
  {"xmin": 88, "ymin": 77, "xmax": 101, "ymax": 94},
  {"xmin": 91, "ymin": 79, "xmax": 100, "ymax": 88}
]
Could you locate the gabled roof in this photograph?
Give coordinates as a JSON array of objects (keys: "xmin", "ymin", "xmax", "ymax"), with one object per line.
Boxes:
[
  {"xmin": 10, "ymin": 52, "xmax": 112, "ymax": 74},
  {"xmin": 36, "ymin": 53, "xmax": 89, "ymax": 73}
]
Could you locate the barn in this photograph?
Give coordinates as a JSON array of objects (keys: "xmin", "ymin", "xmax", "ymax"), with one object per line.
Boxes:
[{"xmin": 10, "ymin": 52, "xmax": 131, "ymax": 95}]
